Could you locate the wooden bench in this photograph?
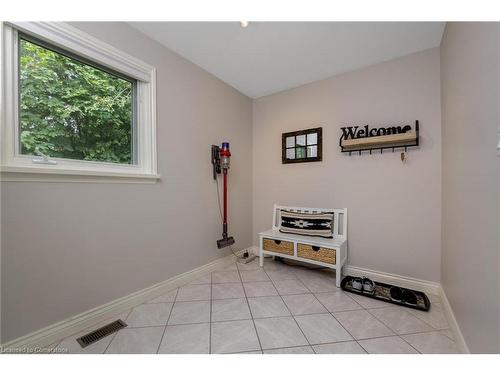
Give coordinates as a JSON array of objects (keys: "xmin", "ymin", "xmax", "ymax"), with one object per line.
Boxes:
[{"xmin": 258, "ymin": 204, "xmax": 348, "ymax": 287}]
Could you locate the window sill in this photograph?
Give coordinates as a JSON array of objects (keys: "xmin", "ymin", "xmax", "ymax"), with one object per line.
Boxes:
[{"xmin": 0, "ymin": 166, "xmax": 161, "ymax": 183}]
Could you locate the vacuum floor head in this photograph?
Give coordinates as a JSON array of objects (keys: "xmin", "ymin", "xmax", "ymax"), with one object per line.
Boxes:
[{"xmin": 217, "ymin": 236, "xmax": 235, "ymax": 249}]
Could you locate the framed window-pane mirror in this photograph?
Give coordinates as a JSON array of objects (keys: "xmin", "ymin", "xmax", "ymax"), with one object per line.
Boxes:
[{"xmin": 282, "ymin": 127, "xmax": 322, "ymax": 164}]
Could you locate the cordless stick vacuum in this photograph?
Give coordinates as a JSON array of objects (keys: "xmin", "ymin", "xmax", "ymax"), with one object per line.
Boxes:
[
  {"xmin": 211, "ymin": 143, "xmax": 255, "ymax": 263},
  {"xmin": 212, "ymin": 142, "xmax": 235, "ymax": 249}
]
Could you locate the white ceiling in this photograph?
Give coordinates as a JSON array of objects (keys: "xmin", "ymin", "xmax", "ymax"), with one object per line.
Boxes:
[{"xmin": 130, "ymin": 22, "xmax": 445, "ymax": 98}]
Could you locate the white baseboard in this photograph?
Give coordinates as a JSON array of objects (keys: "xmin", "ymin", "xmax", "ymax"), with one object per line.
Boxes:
[
  {"xmin": 343, "ymin": 265, "xmax": 469, "ymax": 353},
  {"xmin": 10, "ymin": 247, "xmax": 468, "ymax": 353},
  {"xmin": 439, "ymin": 286, "xmax": 470, "ymax": 354},
  {"xmin": 251, "ymin": 247, "xmax": 440, "ymax": 295},
  {"xmin": 1, "ymin": 247, "xmax": 249, "ymax": 350},
  {"xmin": 343, "ymin": 265, "xmax": 441, "ymax": 296},
  {"xmin": 250, "ymin": 250, "xmax": 471, "ymax": 353}
]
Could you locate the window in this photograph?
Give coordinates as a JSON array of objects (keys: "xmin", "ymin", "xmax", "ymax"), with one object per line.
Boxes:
[
  {"xmin": 19, "ymin": 36, "xmax": 136, "ymax": 164},
  {"xmin": 1, "ymin": 22, "xmax": 158, "ymax": 182},
  {"xmin": 282, "ymin": 127, "xmax": 322, "ymax": 164}
]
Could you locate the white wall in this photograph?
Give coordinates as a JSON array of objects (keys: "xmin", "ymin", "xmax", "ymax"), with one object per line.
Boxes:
[
  {"xmin": 253, "ymin": 48, "xmax": 442, "ymax": 282},
  {"xmin": 440, "ymin": 22, "xmax": 500, "ymax": 353},
  {"xmin": 1, "ymin": 22, "xmax": 253, "ymax": 343}
]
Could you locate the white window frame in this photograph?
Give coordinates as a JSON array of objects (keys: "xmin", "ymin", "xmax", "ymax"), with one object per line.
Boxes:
[{"xmin": 0, "ymin": 22, "xmax": 159, "ymax": 183}]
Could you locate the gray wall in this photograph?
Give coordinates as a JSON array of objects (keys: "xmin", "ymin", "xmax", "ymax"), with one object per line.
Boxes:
[
  {"xmin": 1, "ymin": 22, "xmax": 253, "ymax": 343},
  {"xmin": 440, "ymin": 22, "xmax": 500, "ymax": 353},
  {"xmin": 253, "ymin": 48, "xmax": 442, "ymax": 282}
]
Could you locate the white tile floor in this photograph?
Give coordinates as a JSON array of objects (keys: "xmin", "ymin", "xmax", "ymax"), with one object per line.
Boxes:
[{"xmin": 52, "ymin": 257, "xmax": 461, "ymax": 354}]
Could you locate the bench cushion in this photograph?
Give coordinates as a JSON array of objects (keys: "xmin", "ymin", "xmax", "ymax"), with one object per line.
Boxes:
[{"xmin": 279, "ymin": 209, "xmax": 334, "ymax": 238}]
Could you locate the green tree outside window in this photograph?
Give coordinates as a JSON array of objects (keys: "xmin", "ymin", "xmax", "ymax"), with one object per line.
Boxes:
[{"xmin": 19, "ymin": 37, "xmax": 134, "ymax": 164}]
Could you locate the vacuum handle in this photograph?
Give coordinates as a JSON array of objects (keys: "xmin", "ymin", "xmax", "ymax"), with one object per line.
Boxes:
[
  {"xmin": 211, "ymin": 145, "xmax": 221, "ymax": 180},
  {"xmin": 223, "ymin": 171, "xmax": 228, "ymax": 225}
]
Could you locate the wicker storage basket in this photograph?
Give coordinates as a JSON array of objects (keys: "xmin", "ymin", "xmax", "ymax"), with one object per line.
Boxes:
[
  {"xmin": 297, "ymin": 243, "xmax": 336, "ymax": 264},
  {"xmin": 262, "ymin": 238, "xmax": 294, "ymax": 255}
]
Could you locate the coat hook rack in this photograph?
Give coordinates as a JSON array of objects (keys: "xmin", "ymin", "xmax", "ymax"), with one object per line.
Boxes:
[{"xmin": 340, "ymin": 120, "xmax": 419, "ymax": 156}]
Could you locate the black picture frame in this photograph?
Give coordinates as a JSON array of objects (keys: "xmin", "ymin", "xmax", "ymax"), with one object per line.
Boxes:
[{"xmin": 282, "ymin": 127, "xmax": 322, "ymax": 164}]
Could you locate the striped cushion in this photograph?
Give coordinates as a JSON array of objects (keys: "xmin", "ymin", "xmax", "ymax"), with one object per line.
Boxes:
[{"xmin": 279, "ymin": 210, "xmax": 334, "ymax": 238}]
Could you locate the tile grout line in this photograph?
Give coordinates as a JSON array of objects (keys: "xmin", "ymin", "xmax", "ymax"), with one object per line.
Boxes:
[
  {"xmin": 266, "ymin": 261, "xmax": 401, "ymax": 353},
  {"xmin": 367, "ymin": 310, "xmax": 436, "ymax": 335},
  {"xmin": 284, "ymin": 267, "xmax": 354, "ymax": 342},
  {"xmin": 347, "ymin": 289, "xmax": 449, "ymax": 332},
  {"xmin": 188, "ymin": 316, "xmax": 249, "ymax": 325},
  {"xmin": 262, "ymin": 264, "xmax": 314, "ymax": 351},
  {"xmin": 155, "ymin": 288, "xmax": 179, "ymax": 354},
  {"xmin": 351, "ymin": 341, "xmax": 369, "ymax": 354},
  {"xmin": 300, "ymin": 278, "xmax": 362, "ymax": 350},
  {"xmin": 101, "ymin": 318, "xmax": 126, "ymax": 354},
  {"xmin": 235, "ymin": 260, "xmax": 264, "ymax": 353},
  {"xmin": 404, "ymin": 306, "xmax": 449, "ymax": 332},
  {"xmin": 398, "ymin": 328, "xmax": 459, "ymax": 354},
  {"xmin": 310, "ymin": 294, "xmax": 355, "ymax": 336},
  {"xmin": 364, "ymin": 307, "xmax": 403, "ymax": 336},
  {"xmin": 364, "ymin": 300, "xmax": 445, "ymax": 332},
  {"xmin": 265, "ymin": 259, "xmax": 371, "ymax": 352},
  {"xmin": 55, "ymin": 305, "xmax": 135, "ymax": 353},
  {"xmin": 351, "ymin": 297, "xmax": 454, "ymax": 354},
  {"xmin": 224, "ymin": 350, "xmax": 263, "ymax": 354},
  {"xmin": 103, "ymin": 287, "xmax": 179, "ymax": 354},
  {"xmin": 260, "ymin": 343, "xmax": 316, "ymax": 354},
  {"xmin": 284, "ymin": 267, "xmax": 398, "ymax": 354},
  {"xmin": 435, "ymin": 328, "xmax": 456, "ymax": 342},
  {"xmin": 398, "ymin": 334, "xmax": 423, "ymax": 354},
  {"xmin": 312, "ymin": 340, "xmax": 368, "ymax": 354},
  {"xmin": 101, "ymin": 307, "xmax": 134, "ymax": 354},
  {"xmin": 340, "ymin": 283, "xmax": 450, "ymax": 353},
  {"xmin": 358, "ymin": 301, "xmax": 424, "ymax": 354},
  {"xmin": 327, "ymin": 290, "xmax": 385, "ymax": 351},
  {"xmin": 91, "ymin": 259, "xmax": 446, "ymax": 354}
]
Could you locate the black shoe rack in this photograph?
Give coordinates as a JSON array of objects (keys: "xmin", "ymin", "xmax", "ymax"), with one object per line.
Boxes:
[{"xmin": 341, "ymin": 276, "xmax": 431, "ymax": 311}]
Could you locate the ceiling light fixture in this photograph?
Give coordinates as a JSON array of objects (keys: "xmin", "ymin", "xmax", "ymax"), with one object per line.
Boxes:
[{"xmin": 240, "ymin": 21, "xmax": 249, "ymax": 28}]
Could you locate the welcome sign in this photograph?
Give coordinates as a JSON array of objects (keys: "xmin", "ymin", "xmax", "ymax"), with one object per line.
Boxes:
[
  {"xmin": 341, "ymin": 124, "xmax": 413, "ymax": 139},
  {"xmin": 339, "ymin": 120, "xmax": 419, "ymax": 154}
]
